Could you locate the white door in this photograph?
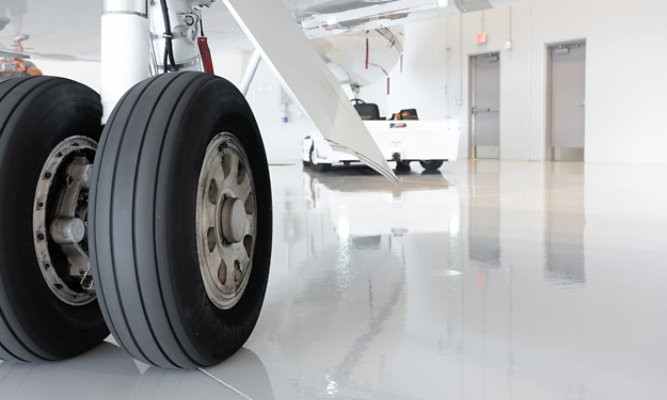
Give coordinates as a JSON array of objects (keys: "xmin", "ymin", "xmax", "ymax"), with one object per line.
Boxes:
[
  {"xmin": 550, "ymin": 43, "xmax": 586, "ymax": 161},
  {"xmin": 471, "ymin": 53, "xmax": 500, "ymax": 159}
]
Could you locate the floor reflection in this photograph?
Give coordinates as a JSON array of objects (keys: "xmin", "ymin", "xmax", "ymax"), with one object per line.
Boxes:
[
  {"xmin": 544, "ymin": 163, "xmax": 586, "ymax": 285},
  {"xmin": 248, "ymin": 161, "xmax": 667, "ymax": 399},
  {"xmin": 466, "ymin": 160, "xmax": 501, "ymax": 268},
  {"xmin": 3, "ymin": 161, "xmax": 667, "ymax": 399},
  {"xmin": 0, "ymin": 341, "xmax": 271, "ymax": 400}
]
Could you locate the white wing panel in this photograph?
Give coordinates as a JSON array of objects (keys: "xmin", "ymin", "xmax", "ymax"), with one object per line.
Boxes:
[{"xmin": 222, "ymin": 0, "xmax": 398, "ymax": 183}]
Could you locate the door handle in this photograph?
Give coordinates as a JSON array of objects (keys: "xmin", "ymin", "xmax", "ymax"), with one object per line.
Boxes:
[{"xmin": 472, "ymin": 107, "xmax": 497, "ymax": 114}]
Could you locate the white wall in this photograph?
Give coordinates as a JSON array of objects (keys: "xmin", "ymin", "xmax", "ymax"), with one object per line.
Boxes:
[
  {"xmin": 244, "ymin": 59, "xmax": 316, "ymax": 164},
  {"xmin": 356, "ymin": 0, "xmax": 667, "ymax": 163},
  {"xmin": 32, "ymin": 59, "xmax": 101, "ymax": 94}
]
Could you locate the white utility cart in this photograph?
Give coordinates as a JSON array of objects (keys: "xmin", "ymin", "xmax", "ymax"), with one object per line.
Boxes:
[{"xmin": 303, "ymin": 120, "xmax": 459, "ymax": 171}]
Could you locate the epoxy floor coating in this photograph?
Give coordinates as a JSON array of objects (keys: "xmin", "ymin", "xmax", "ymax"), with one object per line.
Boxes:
[{"xmin": 1, "ymin": 160, "xmax": 666, "ymax": 399}]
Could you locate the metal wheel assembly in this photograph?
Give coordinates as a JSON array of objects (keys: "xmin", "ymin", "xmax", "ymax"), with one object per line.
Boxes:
[
  {"xmin": 0, "ymin": 76, "xmax": 107, "ymax": 363},
  {"xmin": 33, "ymin": 136, "xmax": 97, "ymax": 306},
  {"xmin": 196, "ymin": 132, "xmax": 257, "ymax": 310}
]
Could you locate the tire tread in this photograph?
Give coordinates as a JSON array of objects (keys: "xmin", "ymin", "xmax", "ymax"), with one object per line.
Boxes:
[{"xmin": 91, "ymin": 72, "xmax": 264, "ymax": 368}]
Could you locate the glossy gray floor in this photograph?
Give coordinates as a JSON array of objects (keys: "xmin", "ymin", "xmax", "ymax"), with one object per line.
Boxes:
[{"xmin": 2, "ymin": 160, "xmax": 666, "ymax": 399}]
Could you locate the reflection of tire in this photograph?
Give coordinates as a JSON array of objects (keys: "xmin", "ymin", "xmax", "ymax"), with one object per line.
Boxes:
[
  {"xmin": 0, "ymin": 77, "xmax": 108, "ymax": 362},
  {"xmin": 302, "ymin": 144, "xmax": 311, "ymax": 167},
  {"xmin": 310, "ymin": 146, "xmax": 331, "ymax": 172},
  {"xmin": 0, "ymin": 342, "xmax": 140, "ymax": 399},
  {"xmin": 90, "ymin": 72, "xmax": 272, "ymax": 368},
  {"xmin": 420, "ymin": 160, "xmax": 444, "ymax": 171},
  {"xmin": 134, "ymin": 349, "xmax": 274, "ymax": 400},
  {"xmin": 313, "ymin": 162, "xmax": 331, "ymax": 172}
]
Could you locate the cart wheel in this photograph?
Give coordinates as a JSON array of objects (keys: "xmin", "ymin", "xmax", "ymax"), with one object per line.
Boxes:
[
  {"xmin": 310, "ymin": 146, "xmax": 331, "ymax": 172},
  {"xmin": 419, "ymin": 160, "xmax": 444, "ymax": 171},
  {"xmin": 90, "ymin": 72, "xmax": 272, "ymax": 368},
  {"xmin": 0, "ymin": 77, "xmax": 108, "ymax": 362},
  {"xmin": 396, "ymin": 160, "xmax": 411, "ymax": 170}
]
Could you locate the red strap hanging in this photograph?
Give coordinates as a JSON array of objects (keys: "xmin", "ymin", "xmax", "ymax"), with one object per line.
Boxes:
[{"xmin": 198, "ymin": 36, "xmax": 214, "ymax": 74}]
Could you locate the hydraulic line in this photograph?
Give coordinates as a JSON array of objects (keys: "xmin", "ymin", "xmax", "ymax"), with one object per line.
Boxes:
[{"xmin": 159, "ymin": 0, "xmax": 178, "ymax": 72}]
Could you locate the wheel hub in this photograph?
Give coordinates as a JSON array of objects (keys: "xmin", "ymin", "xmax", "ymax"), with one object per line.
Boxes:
[
  {"xmin": 221, "ymin": 197, "xmax": 246, "ymax": 244},
  {"xmin": 196, "ymin": 132, "xmax": 257, "ymax": 310},
  {"xmin": 50, "ymin": 218, "xmax": 86, "ymax": 244},
  {"xmin": 33, "ymin": 136, "xmax": 97, "ymax": 306}
]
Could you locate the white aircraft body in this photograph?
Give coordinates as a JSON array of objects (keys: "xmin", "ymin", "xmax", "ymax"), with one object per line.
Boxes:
[{"xmin": 0, "ymin": 0, "xmax": 531, "ymax": 368}]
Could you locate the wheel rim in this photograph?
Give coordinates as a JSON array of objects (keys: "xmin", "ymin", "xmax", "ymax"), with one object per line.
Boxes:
[
  {"xmin": 33, "ymin": 136, "xmax": 97, "ymax": 306},
  {"xmin": 196, "ymin": 132, "xmax": 257, "ymax": 310}
]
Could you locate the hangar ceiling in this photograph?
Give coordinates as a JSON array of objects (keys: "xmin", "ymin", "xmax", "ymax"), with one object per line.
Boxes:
[{"xmin": 0, "ymin": 0, "xmax": 528, "ymax": 62}]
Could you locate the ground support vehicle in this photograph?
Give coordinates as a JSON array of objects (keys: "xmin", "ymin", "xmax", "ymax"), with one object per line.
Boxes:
[{"xmin": 303, "ymin": 120, "xmax": 459, "ymax": 171}]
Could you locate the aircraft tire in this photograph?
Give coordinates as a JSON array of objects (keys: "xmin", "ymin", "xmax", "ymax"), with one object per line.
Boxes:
[
  {"xmin": 0, "ymin": 76, "xmax": 108, "ymax": 362},
  {"xmin": 90, "ymin": 72, "xmax": 272, "ymax": 368}
]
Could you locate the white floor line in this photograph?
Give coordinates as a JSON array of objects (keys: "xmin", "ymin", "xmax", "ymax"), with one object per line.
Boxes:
[{"xmin": 197, "ymin": 368, "xmax": 254, "ymax": 400}]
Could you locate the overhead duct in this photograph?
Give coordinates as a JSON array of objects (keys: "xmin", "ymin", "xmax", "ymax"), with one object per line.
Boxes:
[
  {"xmin": 296, "ymin": 0, "xmax": 535, "ymax": 37},
  {"xmin": 452, "ymin": 0, "xmax": 492, "ymax": 13},
  {"xmin": 299, "ymin": 0, "xmax": 399, "ymax": 16}
]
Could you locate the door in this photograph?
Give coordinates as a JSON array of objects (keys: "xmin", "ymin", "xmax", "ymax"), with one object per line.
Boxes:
[
  {"xmin": 549, "ymin": 42, "xmax": 586, "ymax": 161},
  {"xmin": 470, "ymin": 53, "xmax": 500, "ymax": 159}
]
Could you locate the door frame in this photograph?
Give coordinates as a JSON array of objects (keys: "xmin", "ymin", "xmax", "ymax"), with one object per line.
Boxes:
[
  {"xmin": 469, "ymin": 51, "xmax": 501, "ymax": 160},
  {"xmin": 545, "ymin": 39, "xmax": 586, "ymax": 161}
]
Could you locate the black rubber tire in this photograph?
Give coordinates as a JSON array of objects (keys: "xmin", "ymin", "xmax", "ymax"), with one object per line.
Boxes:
[
  {"xmin": 396, "ymin": 160, "xmax": 411, "ymax": 171},
  {"xmin": 0, "ymin": 76, "xmax": 108, "ymax": 362},
  {"xmin": 90, "ymin": 72, "xmax": 272, "ymax": 368},
  {"xmin": 419, "ymin": 159, "xmax": 444, "ymax": 171}
]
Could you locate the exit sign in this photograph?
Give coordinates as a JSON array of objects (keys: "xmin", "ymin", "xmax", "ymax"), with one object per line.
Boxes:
[{"xmin": 475, "ymin": 33, "xmax": 487, "ymax": 44}]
